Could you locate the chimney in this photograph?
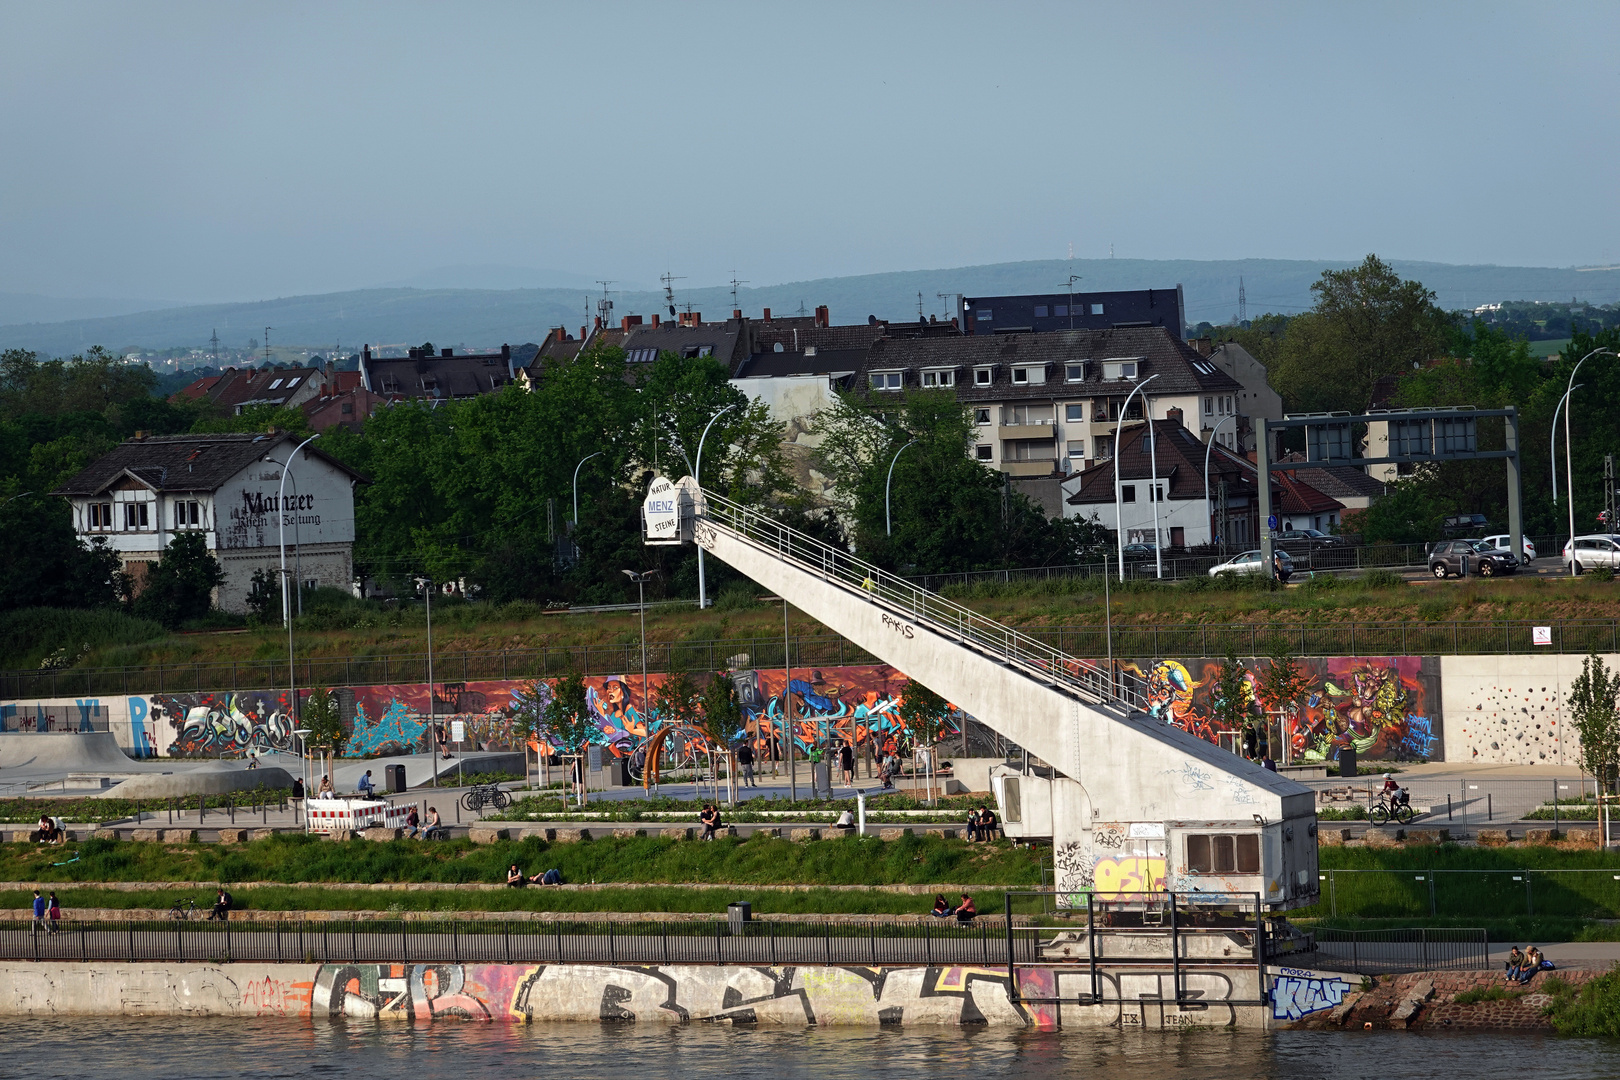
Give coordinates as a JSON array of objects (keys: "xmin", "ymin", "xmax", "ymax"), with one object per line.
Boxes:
[
  {"xmin": 1192, "ymin": 337, "xmax": 1213, "ymax": 357},
  {"xmin": 440, "ymin": 347, "xmax": 452, "ymax": 357},
  {"xmin": 762, "ymin": 307, "xmax": 771, "ymax": 321},
  {"xmin": 815, "ymin": 305, "xmax": 829, "ymax": 328},
  {"xmin": 732, "ymin": 309, "xmax": 742, "ymax": 320},
  {"xmin": 594, "ymin": 316, "xmax": 603, "ymax": 331},
  {"xmin": 362, "ymin": 345, "xmax": 372, "ymax": 363},
  {"xmin": 501, "ymin": 344, "xmax": 511, "ymax": 360},
  {"xmin": 620, "ymin": 315, "xmax": 642, "ymax": 331},
  {"xmin": 580, "ymin": 325, "xmax": 588, "ymax": 340},
  {"xmin": 1167, "ymin": 407, "xmax": 1183, "ymax": 424},
  {"xmin": 651, "ymin": 314, "xmax": 660, "ymax": 327}
]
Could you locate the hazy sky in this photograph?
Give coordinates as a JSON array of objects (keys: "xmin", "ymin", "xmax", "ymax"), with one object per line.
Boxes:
[{"xmin": 2, "ymin": 1, "xmax": 1617, "ymax": 303}]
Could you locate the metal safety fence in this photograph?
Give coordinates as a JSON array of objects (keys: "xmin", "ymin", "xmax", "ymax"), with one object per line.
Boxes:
[
  {"xmin": 1304, "ymin": 927, "xmax": 1488, "ymax": 976},
  {"xmin": 1311, "ymin": 868, "xmax": 1620, "ymax": 921},
  {"xmin": 0, "ymin": 916, "xmax": 1035, "ymax": 968},
  {"xmin": 1314, "ymin": 777, "xmax": 1605, "ymax": 829}
]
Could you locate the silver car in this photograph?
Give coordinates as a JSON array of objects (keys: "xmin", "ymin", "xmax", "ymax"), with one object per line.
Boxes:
[
  {"xmin": 1563, "ymin": 534, "xmax": 1620, "ymax": 574},
  {"xmin": 1210, "ymin": 549, "xmax": 1294, "ymax": 581},
  {"xmin": 1482, "ymin": 533, "xmax": 1535, "ymax": 564}
]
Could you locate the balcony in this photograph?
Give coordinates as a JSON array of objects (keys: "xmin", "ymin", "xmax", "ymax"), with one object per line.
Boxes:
[
  {"xmin": 998, "ymin": 422, "xmax": 1057, "ymax": 441},
  {"xmin": 1001, "ymin": 459, "xmax": 1058, "ymax": 477}
]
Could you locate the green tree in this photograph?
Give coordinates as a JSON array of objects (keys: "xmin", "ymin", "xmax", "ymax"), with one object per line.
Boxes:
[
  {"xmin": 699, "ymin": 670, "xmax": 744, "ymax": 803},
  {"xmin": 1258, "ymin": 638, "xmax": 1315, "ymax": 764},
  {"xmin": 814, "ymin": 388, "xmax": 1100, "ymax": 574},
  {"xmin": 1212, "ymin": 650, "xmax": 1253, "ymax": 753},
  {"xmin": 1268, "ymin": 255, "xmax": 1450, "ymax": 414},
  {"xmin": 1567, "ymin": 652, "xmax": 1620, "ymax": 804},
  {"xmin": 131, "ymin": 532, "xmax": 225, "ymax": 628},
  {"xmin": 541, "ymin": 669, "xmax": 597, "ymax": 803},
  {"xmin": 302, "ymin": 685, "xmax": 346, "ymax": 782},
  {"xmin": 899, "ymin": 677, "xmax": 952, "ymax": 803},
  {"xmin": 0, "ymin": 494, "xmax": 127, "ymax": 612}
]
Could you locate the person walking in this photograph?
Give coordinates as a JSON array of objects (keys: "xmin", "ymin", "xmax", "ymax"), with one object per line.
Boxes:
[
  {"xmin": 736, "ymin": 740, "xmax": 756, "ymax": 789},
  {"xmin": 31, "ymin": 890, "xmax": 46, "ymax": 932},
  {"xmin": 47, "ymin": 891, "xmax": 61, "ymax": 934},
  {"xmin": 839, "ymin": 741, "xmax": 855, "ymax": 788}
]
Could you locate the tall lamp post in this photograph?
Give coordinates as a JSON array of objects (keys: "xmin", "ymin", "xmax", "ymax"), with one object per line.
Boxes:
[
  {"xmin": 415, "ymin": 576, "xmax": 438, "ymax": 785},
  {"xmin": 622, "ymin": 569, "xmax": 657, "ymax": 723},
  {"xmin": 1204, "ymin": 415, "xmax": 1236, "ymax": 550},
  {"xmin": 277, "ymin": 433, "xmax": 319, "ymax": 749},
  {"xmin": 1112, "ymin": 374, "xmax": 1160, "ymax": 580},
  {"xmin": 693, "ymin": 403, "xmax": 738, "ymax": 608},
  {"xmin": 886, "ymin": 438, "xmax": 918, "ymax": 535},
  {"xmin": 572, "ymin": 451, "xmax": 603, "ymax": 526},
  {"xmin": 1558, "ymin": 347, "xmax": 1616, "ymax": 570}
]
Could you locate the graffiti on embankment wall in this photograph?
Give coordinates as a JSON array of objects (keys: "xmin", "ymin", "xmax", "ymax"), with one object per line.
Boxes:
[
  {"xmin": 0, "ymin": 962, "xmax": 1259, "ymax": 1028},
  {"xmin": 1120, "ymin": 656, "xmax": 1441, "ymax": 762}
]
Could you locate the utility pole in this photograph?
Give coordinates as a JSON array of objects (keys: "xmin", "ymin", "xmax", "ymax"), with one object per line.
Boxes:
[{"xmin": 263, "ymin": 327, "xmax": 272, "ymax": 366}]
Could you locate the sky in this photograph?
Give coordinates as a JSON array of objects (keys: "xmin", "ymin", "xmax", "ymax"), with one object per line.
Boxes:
[{"xmin": 1, "ymin": 0, "xmax": 1617, "ymax": 304}]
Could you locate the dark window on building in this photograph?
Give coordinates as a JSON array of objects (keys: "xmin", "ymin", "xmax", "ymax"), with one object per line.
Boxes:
[
  {"xmin": 1033, "ymin": 305, "xmax": 1048, "ymax": 318},
  {"xmin": 975, "ymin": 368, "xmax": 992, "ymax": 385},
  {"xmin": 976, "ymin": 309, "xmax": 992, "ymax": 321},
  {"xmin": 1054, "ymin": 305, "xmax": 1068, "ymax": 317},
  {"xmin": 1091, "ymin": 303, "xmax": 1104, "ymax": 315},
  {"xmin": 975, "ymin": 445, "xmax": 992, "ymax": 461},
  {"xmin": 975, "ymin": 408, "xmax": 991, "ymax": 424},
  {"xmin": 1187, "ymin": 833, "xmax": 1261, "ymax": 874},
  {"xmin": 1122, "ymin": 485, "xmax": 1136, "ymax": 503}
]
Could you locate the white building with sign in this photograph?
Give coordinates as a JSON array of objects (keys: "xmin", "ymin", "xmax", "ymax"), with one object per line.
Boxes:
[{"xmin": 53, "ymin": 432, "xmax": 365, "ymax": 612}]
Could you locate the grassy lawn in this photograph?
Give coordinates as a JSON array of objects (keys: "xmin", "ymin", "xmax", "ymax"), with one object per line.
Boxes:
[
  {"xmin": 0, "ymin": 832, "xmax": 1045, "ymax": 890},
  {"xmin": 1310, "ymin": 845, "xmax": 1620, "ymax": 923},
  {"xmin": 16, "ymin": 569, "xmax": 1619, "ymax": 675}
]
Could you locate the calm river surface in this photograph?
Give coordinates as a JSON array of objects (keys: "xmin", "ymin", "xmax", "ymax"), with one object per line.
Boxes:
[{"xmin": 0, "ymin": 1019, "xmax": 1616, "ymax": 1079}]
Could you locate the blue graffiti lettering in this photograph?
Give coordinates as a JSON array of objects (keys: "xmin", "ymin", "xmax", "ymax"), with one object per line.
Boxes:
[{"xmin": 1271, "ymin": 975, "xmax": 1349, "ymax": 1020}]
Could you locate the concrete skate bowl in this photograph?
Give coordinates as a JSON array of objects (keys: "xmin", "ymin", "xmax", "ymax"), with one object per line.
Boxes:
[
  {"xmin": 0, "ymin": 732, "xmax": 141, "ymax": 776},
  {"xmin": 97, "ymin": 763, "xmax": 297, "ymax": 799}
]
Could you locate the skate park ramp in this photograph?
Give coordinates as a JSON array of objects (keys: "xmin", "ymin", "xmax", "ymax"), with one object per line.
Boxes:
[
  {"xmin": 97, "ymin": 763, "xmax": 298, "ymax": 799},
  {"xmin": 0, "ymin": 732, "xmax": 141, "ymax": 776}
]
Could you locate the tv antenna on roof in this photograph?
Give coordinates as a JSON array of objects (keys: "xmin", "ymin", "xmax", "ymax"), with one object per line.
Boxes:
[
  {"xmin": 1061, "ymin": 275, "xmax": 1081, "ymax": 329},
  {"xmin": 595, "ymin": 281, "xmax": 615, "ymax": 328},
  {"xmin": 729, "ymin": 272, "xmax": 748, "ymax": 311},
  {"xmin": 660, "ymin": 271, "xmax": 685, "ymax": 318},
  {"xmin": 917, "ymin": 292, "xmax": 925, "ymax": 319}
]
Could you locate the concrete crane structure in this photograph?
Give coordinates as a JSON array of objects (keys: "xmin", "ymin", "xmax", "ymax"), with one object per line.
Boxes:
[{"xmin": 643, "ymin": 477, "xmax": 1320, "ymax": 911}]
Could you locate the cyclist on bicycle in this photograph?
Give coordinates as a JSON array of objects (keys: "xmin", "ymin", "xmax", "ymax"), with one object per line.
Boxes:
[{"xmin": 1380, "ymin": 773, "xmax": 1408, "ymax": 807}]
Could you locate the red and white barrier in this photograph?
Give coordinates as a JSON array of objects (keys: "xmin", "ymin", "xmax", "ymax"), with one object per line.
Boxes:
[{"xmin": 305, "ymin": 797, "xmax": 413, "ymax": 833}]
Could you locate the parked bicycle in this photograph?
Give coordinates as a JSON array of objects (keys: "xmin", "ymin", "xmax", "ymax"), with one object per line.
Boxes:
[
  {"xmin": 1370, "ymin": 794, "xmax": 1415, "ymax": 827},
  {"xmin": 459, "ymin": 783, "xmax": 511, "ymax": 812},
  {"xmin": 167, "ymin": 898, "xmax": 198, "ymax": 921}
]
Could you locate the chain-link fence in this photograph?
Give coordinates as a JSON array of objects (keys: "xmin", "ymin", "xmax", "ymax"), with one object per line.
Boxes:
[
  {"xmin": 1314, "ymin": 777, "xmax": 1605, "ymax": 829},
  {"xmin": 1311, "ymin": 869, "xmax": 1620, "ymax": 920}
]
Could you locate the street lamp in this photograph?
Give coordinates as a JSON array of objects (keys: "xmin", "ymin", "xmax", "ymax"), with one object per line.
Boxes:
[
  {"xmin": 572, "ymin": 451, "xmax": 603, "ymax": 526},
  {"xmin": 1558, "ymin": 348, "xmax": 1616, "ymax": 564},
  {"xmin": 886, "ymin": 439, "xmax": 918, "ymax": 535},
  {"xmin": 693, "ymin": 403, "xmax": 738, "ymax": 608},
  {"xmin": 276, "ymin": 433, "xmax": 319, "ymax": 752},
  {"xmin": 415, "ymin": 576, "xmax": 439, "ymax": 785},
  {"xmin": 292, "ymin": 727, "xmax": 311, "ymax": 829},
  {"xmin": 622, "ymin": 569, "xmax": 657, "ymax": 720},
  {"xmin": 1111, "ymin": 374, "xmax": 1160, "ymax": 580},
  {"xmin": 1204, "ymin": 415, "xmax": 1236, "ymax": 551}
]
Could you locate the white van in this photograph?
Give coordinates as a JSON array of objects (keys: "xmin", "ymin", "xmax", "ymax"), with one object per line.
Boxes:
[{"xmin": 1482, "ymin": 534, "xmax": 1535, "ymax": 564}]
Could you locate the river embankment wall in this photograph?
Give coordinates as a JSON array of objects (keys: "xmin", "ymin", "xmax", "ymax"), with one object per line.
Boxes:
[{"xmin": 0, "ymin": 961, "xmax": 1282, "ymax": 1028}]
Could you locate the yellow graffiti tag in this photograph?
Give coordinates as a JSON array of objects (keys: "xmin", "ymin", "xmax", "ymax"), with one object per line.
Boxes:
[{"xmin": 1092, "ymin": 855, "xmax": 1167, "ymax": 898}]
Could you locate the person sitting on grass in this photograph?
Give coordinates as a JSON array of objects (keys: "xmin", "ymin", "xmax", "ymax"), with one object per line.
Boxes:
[
  {"xmin": 506, "ymin": 864, "xmax": 528, "ymax": 888},
  {"xmin": 36, "ymin": 815, "xmax": 59, "ymax": 845},
  {"xmin": 538, "ymin": 868, "xmax": 563, "ymax": 886},
  {"xmin": 930, "ymin": 894, "xmax": 955, "ymax": 919},
  {"xmin": 1504, "ymin": 945, "xmax": 1525, "ymax": 982},
  {"xmin": 954, "ymin": 893, "xmax": 977, "ymax": 923},
  {"xmin": 700, "ymin": 804, "xmax": 722, "ymax": 841},
  {"xmin": 208, "ymin": 888, "xmax": 233, "ymax": 922}
]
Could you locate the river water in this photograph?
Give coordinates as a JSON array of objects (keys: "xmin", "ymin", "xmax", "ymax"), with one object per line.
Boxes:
[{"xmin": 1, "ymin": 1019, "xmax": 1615, "ymax": 1079}]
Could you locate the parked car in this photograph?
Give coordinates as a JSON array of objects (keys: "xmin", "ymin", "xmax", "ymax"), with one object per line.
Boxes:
[
  {"xmin": 1481, "ymin": 533, "xmax": 1536, "ymax": 565},
  {"xmin": 1428, "ymin": 539, "xmax": 1517, "ymax": 578},
  {"xmin": 1441, "ymin": 513, "xmax": 1491, "ymax": 538},
  {"xmin": 1209, "ymin": 549, "xmax": 1294, "ymax": 581},
  {"xmin": 1121, "ymin": 543, "xmax": 1157, "ymax": 560},
  {"xmin": 1562, "ymin": 534, "xmax": 1620, "ymax": 574},
  {"xmin": 1276, "ymin": 528, "xmax": 1344, "ymax": 548}
]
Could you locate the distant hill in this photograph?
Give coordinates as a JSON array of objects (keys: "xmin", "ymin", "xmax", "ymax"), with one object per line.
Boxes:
[
  {"xmin": 0, "ymin": 291, "xmax": 186, "ymax": 329},
  {"xmin": 4, "ymin": 258, "xmax": 1619, "ymax": 355}
]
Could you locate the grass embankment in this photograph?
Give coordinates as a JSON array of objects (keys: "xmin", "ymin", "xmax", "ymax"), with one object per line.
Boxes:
[
  {"xmin": 16, "ymin": 568, "xmax": 1617, "ymax": 675},
  {"xmin": 0, "ymin": 790, "xmax": 292, "ymax": 825},
  {"xmin": 0, "ymin": 832, "xmax": 1042, "ymax": 916},
  {"xmin": 1305, "ymin": 845, "xmax": 1620, "ymax": 943}
]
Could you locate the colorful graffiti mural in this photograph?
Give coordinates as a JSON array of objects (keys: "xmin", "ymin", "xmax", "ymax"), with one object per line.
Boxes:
[
  {"xmin": 149, "ymin": 690, "xmax": 295, "ymax": 758},
  {"xmin": 1120, "ymin": 656, "xmax": 1439, "ymax": 762},
  {"xmin": 340, "ymin": 664, "xmax": 948, "ymax": 760}
]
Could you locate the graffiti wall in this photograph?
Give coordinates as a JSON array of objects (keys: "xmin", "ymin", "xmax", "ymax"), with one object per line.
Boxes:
[
  {"xmin": 0, "ymin": 697, "xmax": 155, "ymax": 757},
  {"xmin": 149, "ymin": 690, "xmax": 296, "ymax": 758},
  {"xmin": 1119, "ymin": 656, "xmax": 1441, "ymax": 763},
  {"xmin": 1270, "ymin": 969, "xmax": 1353, "ymax": 1022}
]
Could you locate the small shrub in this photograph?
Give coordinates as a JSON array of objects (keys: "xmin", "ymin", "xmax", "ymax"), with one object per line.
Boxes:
[
  {"xmin": 1359, "ymin": 568, "xmax": 1405, "ymax": 590},
  {"xmin": 1455, "ymin": 985, "xmax": 1518, "ymax": 1005},
  {"xmin": 713, "ymin": 582, "xmax": 760, "ymax": 611},
  {"xmin": 1591, "ymin": 566, "xmax": 1615, "ymax": 583}
]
